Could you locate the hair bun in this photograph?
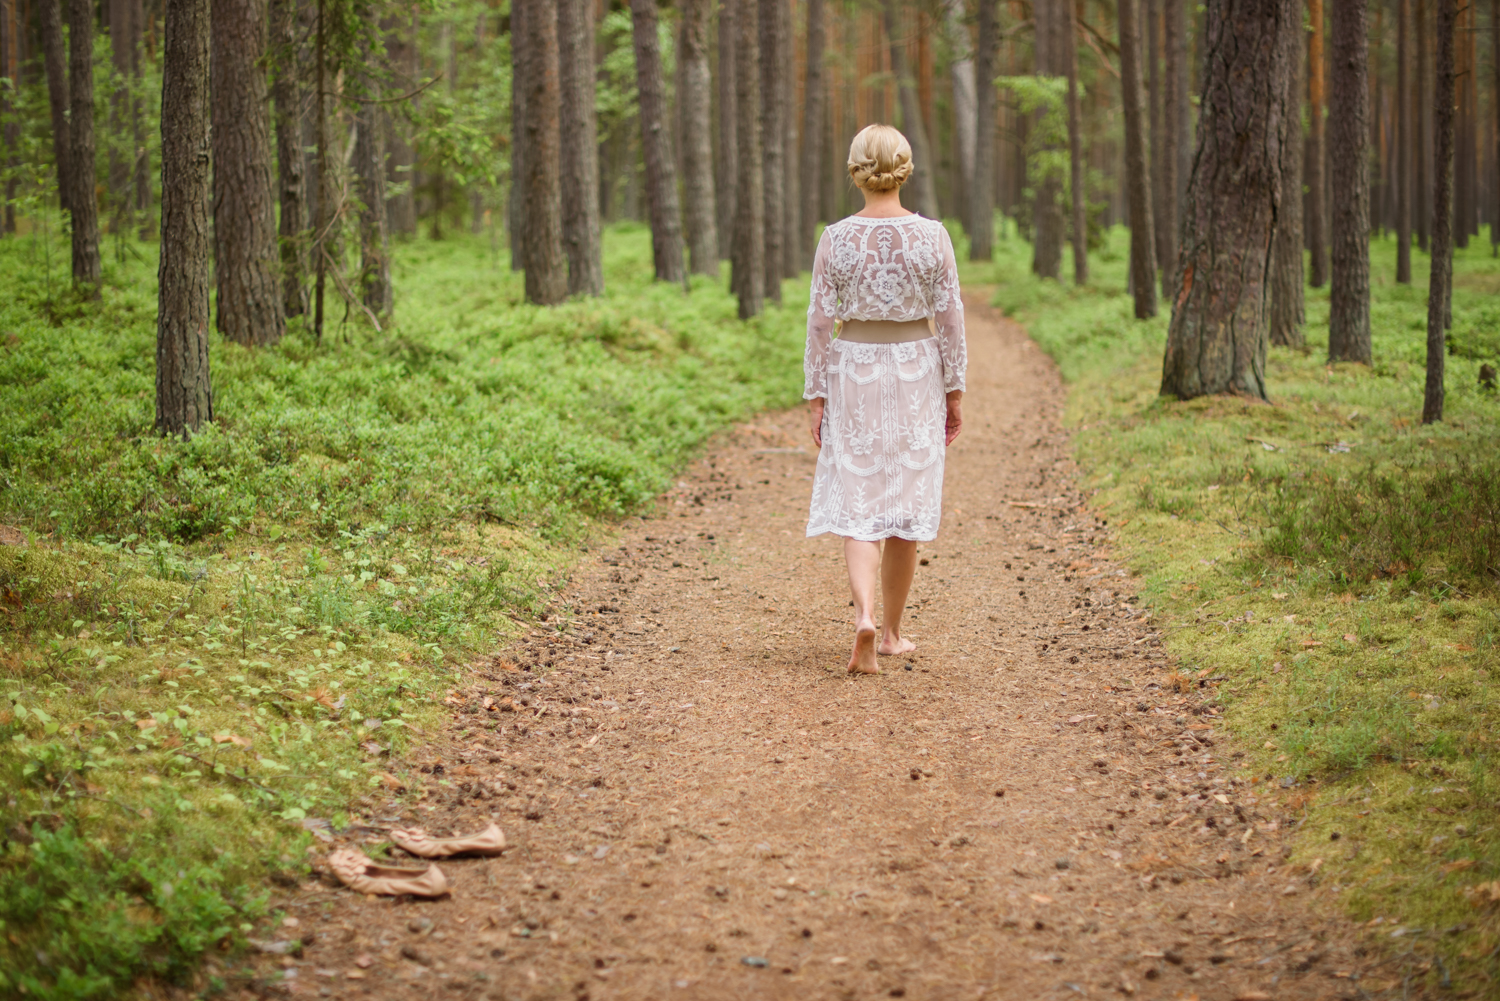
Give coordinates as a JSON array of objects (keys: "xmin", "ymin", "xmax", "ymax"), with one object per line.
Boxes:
[{"xmin": 846, "ymin": 125, "xmax": 915, "ymax": 192}]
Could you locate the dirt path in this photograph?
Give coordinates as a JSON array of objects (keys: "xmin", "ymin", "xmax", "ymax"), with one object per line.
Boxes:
[{"xmin": 245, "ymin": 302, "xmax": 1364, "ymax": 1000}]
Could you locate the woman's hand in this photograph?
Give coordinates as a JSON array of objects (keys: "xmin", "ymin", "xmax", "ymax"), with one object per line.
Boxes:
[
  {"xmin": 944, "ymin": 391, "xmax": 963, "ymax": 446},
  {"xmin": 808, "ymin": 398, "xmax": 826, "ymax": 448}
]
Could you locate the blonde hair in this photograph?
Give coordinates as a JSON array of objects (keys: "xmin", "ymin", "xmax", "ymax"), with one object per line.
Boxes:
[{"xmin": 846, "ymin": 124, "xmax": 913, "ymax": 192}]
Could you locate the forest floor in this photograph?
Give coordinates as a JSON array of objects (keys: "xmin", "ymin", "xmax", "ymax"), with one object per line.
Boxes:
[{"xmin": 229, "ymin": 300, "xmax": 1381, "ymax": 1001}]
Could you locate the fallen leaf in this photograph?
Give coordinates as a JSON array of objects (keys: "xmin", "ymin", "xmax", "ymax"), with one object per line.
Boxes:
[
  {"xmin": 1271, "ymin": 592, "xmax": 1288, "ymax": 600},
  {"xmin": 1342, "ymin": 633, "xmax": 1357, "ymax": 643},
  {"xmin": 135, "ymin": 719, "xmax": 158, "ymax": 730},
  {"xmin": 211, "ymin": 732, "xmax": 252, "ymax": 748},
  {"xmin": 1441, "ymin": 859, "xmax": 1477, "ymax": 875},
  {"xmin": 354, "ymin": 954, "xmax": 374, "ymax": 969},
  {"xmin": 1029, "ymin": 893, "xmax": 1053, "ymax": 904},
  {"xmin": 1300, "ymin": 639, "xmax": 1324, "ymax": 648}
]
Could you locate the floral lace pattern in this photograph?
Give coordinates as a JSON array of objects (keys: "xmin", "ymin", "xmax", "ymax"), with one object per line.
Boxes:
[{"xmin": 803, "ymin": 214, "xmax": 967, "ymax": 400}]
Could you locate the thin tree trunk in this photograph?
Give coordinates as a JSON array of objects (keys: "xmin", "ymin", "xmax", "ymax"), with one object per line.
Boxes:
[
  {"xmin": 1396, "ymin": 0, "xmax": 1412, "ymax": 282},
  {"xmin": 1493, "ymin": 0, "xmax": 1499, "ymax": 257},
  {"xmin": 1161, "ymin": 0, "xmax": 1299, "ymax": 400},
  {"xmin": 1327, "ymin": 0, "xmax": 1370, "ymax": 363},
  {"xmin": 1119, "ymin": 0, "xmax": 1157, "ymax": 316},
  {"xmin": 40, "ymin": 0, "xmax": 71, "ymax": 211},
  {"xmin": 559, "ymin": 0, "xmax": 604, "ymax": 294},
  {"xmin": 68, "ymin": 0, "xmax": 102, "ymax": 288},
  {"xmin": 1066, "ymin": 0, "xmax": 1088, "ymax": 284},
  {"xmin": 508, "ymin": 0, "xmax": 526, "ymax": 270},
  {"xmin": 520, "ymin": 0, "xmax": 566, "ymax": 303},
  {"xmin": 107, "ymin": 0, "xmax": 139, "ymax": 233},
  {"xmin": 881, "ymin": 0, "xmax": 939, "ymax": 221},
  {"xmin": 1162, "ymin": 0, "xmax": 1182, "ymax": 291},
  {"xmin": 383, "ymin": 13, "xmax": 416, "ymax": 237},
  {"xmin": 1032, "ymin": 0, "xmax": 1064, "ymax": 279},
  {"xmin": 800, "ymin": 0, "xmax": 825, "ymax": 269},
  {"xmin": 944, "ymin": 0, "xmax": 975, "ymax": 238},
  {"xmin": 1167, "ymin": 0, "xmax": 1190, "ymax": 213},
  {"xmin": 1423, "ymin": 0, "xmax": 1455, "ymax": 423},
  {"xmin": 1416, "ymin": 0, "xmax": 1430, "ymax": 249},
  {"xmin": 270, "ymin": 0, "xmax": 306, "ymax": 317},
  {"xmin": 213, "ymin": 0, "xmax": 285, "ymax": 346},
  {"xmin": 631, "ymin": 0, "xmax": 687, "ymax": 285},
  {"xmin": 354, "ymin": 48, "xmax": 391, "ymax": 317},
  {"xmin": 157, "ymin": 0, "xmax": 213, "ymax": 436},
  {"xmin": 780, "ymin": 15, "xmax": 798, "ymax": 281},
  {"xmin": 679, "ymin": 0, "xmax": 719, "ymax": 276},
  {"xmin": 1271, "ymin": 25, "xmax": 1305, "ymax": 348},
  {"xmin": 1148, "ymin": 0, "xmax": 1167, "ymax": 271},
  {"xmin": 313, "ymin": 0, "xmax": 327, "ymax": 337},
  {"xmin": 758, "ymin": 0, "xmax": 785, "ymax": 298},
  {"xmin": 970, "ymin": 0, "xmax": 997, "ymax": 259},
  {"xmin": 716, "ymin": 0, "xmax": 737, "ymax": 261},
  {"xmin": 732, "ymin": 0, "xmax": 764, "ymax": 317},
  {"xmin": 1306, "ymin": 0, "xmax": 1327, "ymax": 287}
]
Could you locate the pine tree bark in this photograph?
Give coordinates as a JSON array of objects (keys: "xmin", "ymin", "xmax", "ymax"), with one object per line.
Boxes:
[
  {"xmin": 731, "ymin": 0, "xmax": 764, "ymax": 317},
  {"xmin": 559, "ymin": 0, "xmax": 604, "ymax": 294},
  {"xmin": 1271, "ymin": 26, "xmax": 1305, "ymax": 347},
  {"xmin": 157, "ymin": 0, "xmax": 214, "ymax": 437},
  {"xmin": 1423, "ymin": 0, "xmax": 1454, "ymax": 422},
  {"xmin": 0, "ymin": 0, "xmax": 16, "ymax": 233},
  {"xmin": 1065, "ymin": 0, "xmax": 1088, "ymax": 285},
  {"xmin": 631, "ymin": 0, "xmax": 687, "ymax": 285},
  {"xmin": 757, "ymin": 0, "xmax": 785, "ymax": 299},
  {"xmin": 1415, "ymin": 0, "xmax": 1430, "ymax": 250},
  {"xmin": 508, "ymin": 0, "xmax": 527, "ymax": 271},
  {"xmin": 67, "ymin": 0, "xmax": 101, "ymax": 288},
  {"xmin": 270, "ymin": 0, "xmax": 306, "ymax": 317},
  {"xmin": 1119, "ymin": 0, "xmax": 1157, "ymax": 317},
  {"xmin": 679, "ymin": 0, "xmax": 718, "ymax": 276},
  {"xmin": 779, "ymin": 18, "xmax": 798, "ymax": 282},
  {"xmin": 1161, "ymin": 0, "xmax": 1299, "ymax": 400},
  {"xmin": 1306, "ymin": 0, "xmax": 1327, "ymax": 287},
  {"xmin": 716, "ymin": 0, "xmax": 737, "ymax": 261},
  {"xmin": 882, "ymin": 0, "xmax": 939, "ymax": 221},
  {"xmin": 1327, "ymin": 0, "xmax": 1370, "ymax": 363},
  {"xmin": 40, "ymin": 0, "xmax": 71, "ymax": 211},
  {"xmin": 107, "ymin": 0, "xmax": 140, "ymax": 233},
  {"xmin": 1032, "ymin": 0, "xmax": 1064, "ymax": 279},
  {"xmin": 1395, "ymin": 0, "xmax": 1412, "ymax": 282},
  {"xmin": 1162, "ymin": 0, "xmax": 1183, "ymax": 291},
  {"xmin": 1492, "ymin": 0, "xmax": 1499, "ymax": 256},
  {"xmin": 383, "ymin": 12, "xmax": 416, "ymax": 237},
  {"xmin": 799, "ymin": 0, "xmax": 825, "ymax": 270},
  {"xmin": 970, "ymin": 0, "xmax": 997, "ymax": 259},
  {"xmin": 518, "ymin": 0, "xmax": 566, "ymax": 303},
  {"xmin": 213, "ymin": 0, "xmax": 284, "ymax": 345},
  {"xmin": 1148, "ymin": 0, "xmax": 1167, "ymax": 272},
  {"xmin": 944, "ymin": 0, "xmax": 975, "ymax": 238},
  {"xmin": 354, "ymin": 57, "xmax": 391, "ymax": 317}
]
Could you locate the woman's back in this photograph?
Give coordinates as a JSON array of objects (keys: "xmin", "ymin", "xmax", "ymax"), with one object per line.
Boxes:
[{"xmin": 812, "ymin": 214, "xmax": 961, "ymax": 324}]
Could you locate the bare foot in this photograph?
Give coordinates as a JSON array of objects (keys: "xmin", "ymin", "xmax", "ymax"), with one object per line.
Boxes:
[
  {"xmin": 878, "ymin": 635, "xmax": 916, "ymax": 656},
  {"xmin": 847, "ymin": 624, "xmax": 879, "ymax": 674}
]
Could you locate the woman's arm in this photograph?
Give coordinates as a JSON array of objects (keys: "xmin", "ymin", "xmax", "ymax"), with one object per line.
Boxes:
[
  {"xmin": 930, "ymin": 224, "xmax": 967, "ymax": 395},
  {"xmin": 804, "ymin": 229, "xmax": 837, "ymax": 402}
]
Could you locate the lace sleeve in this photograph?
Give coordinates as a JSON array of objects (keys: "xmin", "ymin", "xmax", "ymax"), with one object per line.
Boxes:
[
  {"xmin": 930, "ymin": 223, "xmax": 967, "ymax": 393},
  {"xmin": 804, "ymin": 228, "xmax": 838, "ymax": 400}
]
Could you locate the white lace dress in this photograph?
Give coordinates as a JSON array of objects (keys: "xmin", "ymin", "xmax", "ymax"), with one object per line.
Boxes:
[{"xmin": 804, "ymin": 214, "xmax": 967, "ymax": 542}]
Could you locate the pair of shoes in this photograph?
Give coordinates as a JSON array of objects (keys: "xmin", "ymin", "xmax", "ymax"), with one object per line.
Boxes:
[
  {"xmin": 328, "ymin": 848, "xmax": 449, "ymax": 898},
  {"xmin": 391, "ymin": 822, "xmax": 506, "ymax": 859}
]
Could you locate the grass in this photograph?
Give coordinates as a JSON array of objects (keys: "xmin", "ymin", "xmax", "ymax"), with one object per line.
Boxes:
[
  {"xmin": 0, "ymin": 221, "xmax": 808, "ymax": 999},
  {"xmin": 973, "ymin": 225, "xmax": 1500, "ymax": 994}
]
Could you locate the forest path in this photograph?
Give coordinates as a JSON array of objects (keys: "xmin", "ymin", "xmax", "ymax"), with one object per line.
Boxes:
[{"xmin": 250, "ymin": 301, "xmax": 1362, "ymax": 1000}]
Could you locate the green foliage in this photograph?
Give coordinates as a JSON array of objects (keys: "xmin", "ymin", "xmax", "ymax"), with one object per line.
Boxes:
[
  {"xmin": 972, "ymin": 226, "xmax": 1500, "ymax": 992},
  {"xmin": 0, "ymin": 225, "xmax": 806, "ymax": 996}
]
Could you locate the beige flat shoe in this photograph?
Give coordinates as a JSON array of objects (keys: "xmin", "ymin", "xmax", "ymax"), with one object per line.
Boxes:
[
  {"xmin": 328, "ymin": 847, "xmax": 450, "ymax": 898},
  {"xmin": 389, "ymin": 822, "xmax": 506, "ymax": 859}
]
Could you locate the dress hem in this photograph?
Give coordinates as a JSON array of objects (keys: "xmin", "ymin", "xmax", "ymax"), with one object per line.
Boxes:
[{"xmin": 805, "ymin": 527, "xmax": 939, "ymax": 543}]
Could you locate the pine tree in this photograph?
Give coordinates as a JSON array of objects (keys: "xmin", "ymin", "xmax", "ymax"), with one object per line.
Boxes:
[{"xmin": 1327, "ymin": 0, "xmax": 1370, "ymax": 363}]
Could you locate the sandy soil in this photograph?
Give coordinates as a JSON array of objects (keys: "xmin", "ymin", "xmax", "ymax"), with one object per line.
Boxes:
[{"xmin": 240, "ymin": 301, "xmax": 1369, "ymax": 1001}]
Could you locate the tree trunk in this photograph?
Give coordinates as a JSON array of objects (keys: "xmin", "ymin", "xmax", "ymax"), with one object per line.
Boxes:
[
  {"xmin": 780, "ymin": 14, "xmax": 798, "ymax": 281},
  {"xmin": 312, "ymin": 0, "xmax": 329, "ymax": 338},
  {"xmin": 716, "ymin": 0, "xmax": 737, "ymax": 261},
  {"xmin": 799, "ymin": 0, "xmax": 825, "ymax": 269},
  {"xmin": 757, "ymin": 0, "xmax": 785, "ymax": 299},
  {"xmin": 559, "ymin": 0, "xmax": 604, "ymax": 294},
  {"xmin": 882, "ymin": 0, "xmax": 939, "ymax": 221},
  {"xmin": 679, "ymin": 0, "xmax": 718, "ymax": 276},
  {"xmin": 270, "ymin": 0, "xmax": 306, "ymax": 317},
  {"xmin": 731, "ymin": 0, "xmax": 764, "ymax": 317},
  {"xmin": 213, "ymin": 0, "xmax": 284, "ymax": 346},
  {"xmin": 1065, "ymin": 0, "xmax": 1088, "ymax": 285},
  {"xmin": 1271, "ymin": 25, "xmax": 1305, "ymax": 348},
  {"xmin": 1161, "ymin": 0, "xmax": 1299, "ymax": 400},
  {"xmin": 1396, "ymin": 0, "xmax": 1412, "ymax": 282},
  {"xmin": 1032, "ymin": 0, "xmax": 1064, "ymax": 279},
  {"xmin": 1148, "ymin": 0, "xmax": 1166, "ymax": 271},
  {"xmin": 40, "ymin": 0, "xmax": 71, "ymax": 211},
  {"xmin": 970, "ymin": 0, "xmax": 997, "ymax": 259},
  {"xmin": 508, "ymin": 0, "xmax": 527, "ymax": 270},
  {"xmin": 1492, "ymin": 0, "xmax": 1498, "ymax": 257},
  {"xmin": 106, "ymin": 0, "xmax": 138, "ymax": 233},
  {"xmin": 1161, "ymin": 0, "xmax": 1183, "ymax": 291},
  {"xmin": 1306, "ymin": 0, "xmax": 1327, "ymax": 286},
  {"xmin": 68, "ymin": 0, "xmax": 102, "ymax": 288},
  {"xmin": 519, "ymin": 0, "xmax": 566, "ymax": 303},
  {"xmin": 631, "ymin": 0, "xmax": 687, "ymax": 285},
  {"xmin": 157, "ymin": 0, "xmax": 214, "ymax": 437},
  {"xmin": 383, "ymin": 12, "xmax": 416, "ymax": 237},
  {"xmin": 1119, "ymin": 0, "xmax": 1157, "ymax": 317},
  {"xmin": 944, "ymin": 0, "xmax": 976, "ymax": 238},
  {"xmin": 1327, "ymin": 0, "xmax": 1370, "ymax": 363},
  {"xmin": 354, "ymin": 58, "xmax": 391, "ymax": 317},
  {"xmin": 1423, "ymin": 0, "xmax": 1455, "ymax": 423}
]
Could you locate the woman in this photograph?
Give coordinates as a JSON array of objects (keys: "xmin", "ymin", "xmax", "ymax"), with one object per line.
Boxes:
[{"xmin": 805, "ymin": 124, "xmax": 967, "ymax": 675}]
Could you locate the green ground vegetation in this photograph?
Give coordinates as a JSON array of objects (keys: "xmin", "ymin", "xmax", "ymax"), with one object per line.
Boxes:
[
  {"xmin": 0, "ymin": 223, "xmax": 806, "ymax": 999},
  {"xmin": 979, "ymin": 227, "xmax": 1500, "ymax": 994}
]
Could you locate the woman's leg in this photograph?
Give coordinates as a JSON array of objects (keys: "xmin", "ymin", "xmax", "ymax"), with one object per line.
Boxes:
[
  {"xmin": 878, "ymin": 538, "xmax": 918, "ymax": 656},
  {"xmin": 843, "ymin": 538, "xmax": 881, "ymax": 674}
]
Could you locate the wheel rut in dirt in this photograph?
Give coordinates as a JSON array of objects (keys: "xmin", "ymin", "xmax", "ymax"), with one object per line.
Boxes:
[{"xmin": 246, "ymin": 301, "xmax": 1363, "ymax": 1000}]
